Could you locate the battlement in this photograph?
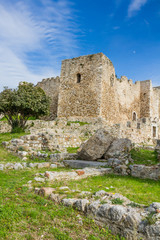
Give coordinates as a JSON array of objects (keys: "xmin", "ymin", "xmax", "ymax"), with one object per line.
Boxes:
[
  {"xmin": 37, "ymin": 53, "xmax": 160, "ymax": 138},
  {"xmin": 40, "ymin": 76, "xmax": 60, "ymax": 84}
]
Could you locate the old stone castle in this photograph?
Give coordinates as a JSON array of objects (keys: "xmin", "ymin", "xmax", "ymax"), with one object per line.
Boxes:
[{"xmin": 37, "ymin": 53, "xmax": 160, "ymax": 143}]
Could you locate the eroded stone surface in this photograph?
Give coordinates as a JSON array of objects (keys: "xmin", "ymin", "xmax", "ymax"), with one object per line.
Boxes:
[{"xmin": 78, "ymin": 129, "xmax": 114, "ymax": 161}]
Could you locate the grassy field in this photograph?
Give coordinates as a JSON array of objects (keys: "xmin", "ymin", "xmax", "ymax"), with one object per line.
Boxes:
[
  {"xmin": 130, "ymin": 148, "xmax": 159, "ymax": 165},
  {"xmin": 0, "ymin": 169, "xmax": 126, "ymax": 240},
  {"xmin": 0, "ymin": 133, "xmax": 125, "ymax": 240},
  {"xmin": 0, "ymin": 132, "xmax": 160, "ymax": 239}
]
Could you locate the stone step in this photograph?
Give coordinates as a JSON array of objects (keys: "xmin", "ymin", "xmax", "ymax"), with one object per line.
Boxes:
[{"xmin": 63, "ymin": 160, "xmax": 109, "ymax": 169}]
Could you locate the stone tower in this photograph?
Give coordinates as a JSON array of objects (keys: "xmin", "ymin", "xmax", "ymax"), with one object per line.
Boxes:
[{"xmin": 57, "ymin": 53, "xmax": 115, "ymax": 118}]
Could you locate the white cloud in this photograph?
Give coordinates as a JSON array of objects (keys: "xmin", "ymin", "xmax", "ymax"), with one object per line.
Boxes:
[
  {"xmin": 0, "ymin": 0, "xmax": 80, "ymax": 91},
  {"xmin": 128, "ymin": 0, "xmax": 147, "ymax": 17}
]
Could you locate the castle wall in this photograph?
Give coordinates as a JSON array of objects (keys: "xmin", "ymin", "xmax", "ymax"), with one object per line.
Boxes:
[
  {"xmin": 140, "ymin": 80, "xmax": 152, "ymax": 118},
  {"xmin": 57, "ymin": 53, "xmax": 103, "ymax": 118},
  {"xmin": 151, "ymin": 88, "xmax": 159, "ymax": 120},
  {"xmin": 100, "ymin": 66, "xmax": 141, "ymax": 124},
  {"xmin": 153, "ymin": 87, "xmax": 160, "ymax": 120},
  {"xmin": 37, "ymin": 77, "xmax": 60, "ymax": 120},
  {"xmin": 100, "ymin": 55, "xmax": 120, "ymax": 123},
  {"xmin": 35, "ymin": 52, "xmax": 160, "ymax": 142},
  {"xmin": 115, "ymin": 78, "xmax": 141, "ymax": 123}
]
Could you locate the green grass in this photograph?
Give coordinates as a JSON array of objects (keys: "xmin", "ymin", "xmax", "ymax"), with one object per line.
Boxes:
[
  {"xmin": 67, "ymin": 147, "xmax": 79, "ymax": 154},
  {"xmin": 0, "ymin": 132, "xmax": 159, "ymax": 239},
  {"xmin": 0, "ymin": 116, "xmax": 38, "ymax": 121},
  {"xmin": 0, "ymin": 132, "xmax": 28, "ymax": 144},
  {"xmin": 0, "ymin": 116, "xmax": 7, "ymax": 121},
  {"xmin": 60, "ymin": 174, "xmax": 160, "ymax": 205},
  {"xmin": 111, "ymin": 198, "xmax": 124, "ymax": 205},
  {"xmin": 0, "ymin": 170, "xmax": 124, "ymax": 240},
  {"xmin": 0, "ymin": 132, "xmax": 29, "ymax": 163},
  {"xmin": 131, "ymin": 148, "xmax": 158, "ymax": 165},
  {"xmin": 67, "ymin": 121, "xmax": 90, "ymax": 126}
]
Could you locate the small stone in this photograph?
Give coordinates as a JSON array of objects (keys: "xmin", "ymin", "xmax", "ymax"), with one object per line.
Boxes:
[
  {"xmin": 38, "ymin": 187, "xmax": 55, "ymax": 196},
  {"xmin": 76, "ymin": 170, "xmax": 85, "ymax": 176},
  {"xmin": 95, "ymin": 190, "xmax": 107, "ymax": 196},
  {"xmin": 62, "ymin": 198, "xmax": 77, "ymax": 207},
  {"xmin": 49, "ymin": 193, "xmax": 65, "ymax": 203},
  {"xmin": 147, "ymin": 206, "xmax": 156, "ymax": 213},
  {"xmin": 50, "ymin": 164, "xmax": 57, "ymax": 168},
  {"xmin": 37, "ymin": 162, "xmax": 50, "ymax": 169},
  {"xmin": 73, "ymin": 199, "xmax": 89, "ymax": 212},
  {"xmin": 34, "ymin": 177, "xmax": 45, "ymax": 182},
  {"xmin": 150, "ymin": 202, "xmax": 160, "ymax": 210},
  {"xmin": 14, "ymin": 163, "xmax": 23, "ymax": 170},
  {"xmin": 0, "ymin": 164, "xmax": 4, "ymax": 171},
  {"xmin": 35, "ymin": 188, "xmax": 40, "ymax": 194},
  {"xmin": 59, "ymin": 186, "xmax": 70, "ymax": 190}
]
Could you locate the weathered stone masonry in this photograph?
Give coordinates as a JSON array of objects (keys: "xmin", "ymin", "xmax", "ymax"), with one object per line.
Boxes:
[
  {"xmin": 37, "ymin": 76, "xmax": 60, "ymax": 120},
  {"xmin": 32, "ymin": 53, "xmax": 160, "ymax": 142}
]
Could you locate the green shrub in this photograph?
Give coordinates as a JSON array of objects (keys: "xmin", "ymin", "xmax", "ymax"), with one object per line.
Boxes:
[
  {"xmin": 11, "ymin": 127, "xmax": 25, "ymax": 133},
  {"xmin": 67, "ymin": 147, "xmax": 79, "ymax": 153},
  {"xmin": 111, "ymin": 198, "xmax": 124, "ymax": 205}
]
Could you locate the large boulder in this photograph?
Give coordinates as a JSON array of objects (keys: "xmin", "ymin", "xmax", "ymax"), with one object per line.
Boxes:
[
  {"xmin": 78, "ymin": 129, "xmax": 114, "ymax": 161},
  {"xmin": 104, "ymin": 138, "xmax": 132, "ymax": 159}
]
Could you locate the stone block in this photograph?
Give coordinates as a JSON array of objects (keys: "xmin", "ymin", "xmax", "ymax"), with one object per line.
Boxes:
[{"xmin": 78, "ymin": 129, "xmax": 114, "ymax": 161}]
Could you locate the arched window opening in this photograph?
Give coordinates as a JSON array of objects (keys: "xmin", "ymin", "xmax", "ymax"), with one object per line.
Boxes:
[
  {"xmin": 77, "ymin": 73, "xmax": 81, "ymax": 83},
  {"xmin": 132, "ymin": 112, "xmax": 137, "ymax": 121}
]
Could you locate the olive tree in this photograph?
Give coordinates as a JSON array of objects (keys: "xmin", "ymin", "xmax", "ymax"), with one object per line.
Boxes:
[{"xmin": 0, "ymin": 82, "xmax": 50, "ymax": 132}]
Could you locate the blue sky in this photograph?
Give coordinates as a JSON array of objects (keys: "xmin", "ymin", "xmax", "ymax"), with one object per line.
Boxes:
[{"xmin": 0, "ymin": 0, "xmax": 160, "ymax": 91}]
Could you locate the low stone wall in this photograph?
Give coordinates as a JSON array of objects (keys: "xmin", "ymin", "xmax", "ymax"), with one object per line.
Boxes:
[
  {"xmin": 0, "ymin": 161, "xmax": 62, "ymax": 171},
  {"xmin": 102, "ymin": 158, "xmax": 160, "ymax": 180},
  {"xmin": 0, "ymin": 120, "xmax": 57, "ymax": 134},
  {"xmin": 129, "ymin": 164, "xmax": 160, "ymax": 180},
  {"xmin": 4, "ymin": 132, "xmax": 82, "ymax": 154},
  {"xmin": 35, "ymin": 187, "xmax": 160, "ymax": 240},
  {"xmin": 0, "ymin": 116, "xmax": 158, "ymax": 146}
]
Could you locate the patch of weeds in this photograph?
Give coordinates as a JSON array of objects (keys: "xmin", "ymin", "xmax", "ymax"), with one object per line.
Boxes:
[
  {"xmin": 145, "ymin": 212, "xmax": 157, "ymax": 225},
  {"xmin": 39, "ymin": 149, "xmax": 53, "ymax": 156},
  {"xmin": 28, "ymin": 116, "xmax": 38, "ymax": 120},
  {"xmin": 54, "ymin": 150, "xmax": 61, "ymax": 154},
  {"xmin": 100, "ymin": 200, "xmax": 107, "ymax": 205},
  {"xmin": 0, "ymin": 132, "xmax": 28, "ymax": 144},
  {"xmin": 111, "ymin": 198, "xmax": 124, "ymax": 205},
  {"xmin": 25, "ymin": 234, "xmax": 35, "ymax": 240},
  {"xmin": 130, "ymin": 148, "xmax": 158, "ymax": 165},
  {"xmin": 50, "ymin": 227, "xmax": 72, "ymax": 240},
  {"xmin": 127, "ymin": 202, "xmax": 142, "ymax": 208},
  {"xmin": 55, "ymin": 119, "xmax": 59, "ymax": 125},
  {"xmin": 84, "ymin": 131, "xmax": 90, "ymax": 137},
  {"xmin": 67, "ymin": 147, "xmax": 79, "ymax": 154},
  {"xmin": 67, "ymin": 121, "xmax": 90, "ymax": 126},
  {"xmin": 94, "ymin": 196, "xmax": 100, "ymax": 201},
  {"xmin": 88, "ymin": 235, "xmax": 99, "ymax": 240},
  {"xmin": 18, "ymin": 146, "xmax": 25, "ymax": 151}
]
